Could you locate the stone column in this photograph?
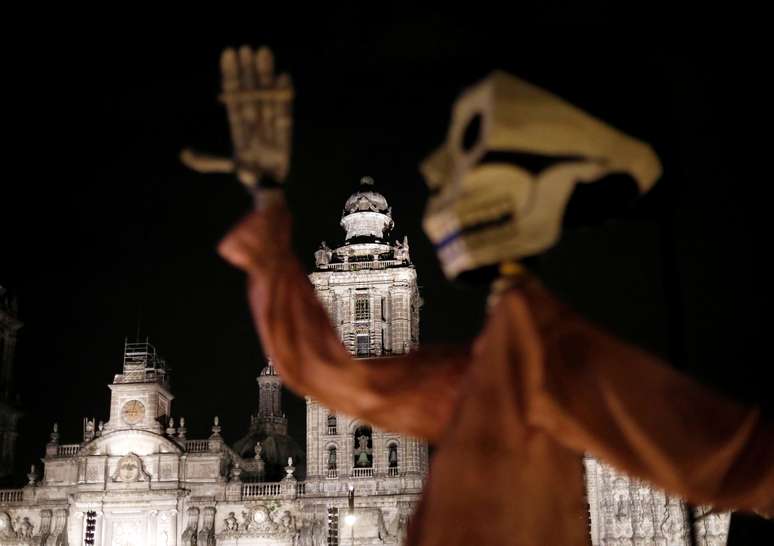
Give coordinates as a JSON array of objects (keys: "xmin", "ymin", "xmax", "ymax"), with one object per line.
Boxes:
[
  {"xmin": 372, "ymin": 433, "xmax": 384, "ymax": 477},
  {"xmin": 305, "ymin": 397, "xmax": 320, "ymax": 479},
  {"xmin": 154, "ymin": 510, "xmax": 176, "ymax": 546},
  {"xmin": 148, "ymin": 510, "xmax": 159, "ymax": 545},
  {"xmin": 95, "ymin": 511, "xmax": 104, "ymax": 546},
  {"xmin": 68, "ymin": 511, "xmax": 84, "ymax": 546}
]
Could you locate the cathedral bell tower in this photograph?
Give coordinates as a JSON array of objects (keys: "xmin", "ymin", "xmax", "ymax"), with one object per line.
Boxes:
[
  {"xmin": 255, "ymin": 361, "xmax": 287, "ymax": 436},
  {"xmin": 306, "ymin": 176, "xmax": 428, "ymax": 481},
  {"xmin": 103, "ymin": 339, "xmax": 173, "ymax": 435}
]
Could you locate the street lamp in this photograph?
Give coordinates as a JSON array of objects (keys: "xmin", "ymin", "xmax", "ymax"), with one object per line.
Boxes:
[{"xmin": 344, "ymin": 483, "xmax": 357, "ymax": 544}]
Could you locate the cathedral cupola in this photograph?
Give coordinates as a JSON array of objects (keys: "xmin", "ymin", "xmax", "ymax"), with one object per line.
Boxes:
[
  {"xmin": 232, "ymin": 360, "xmax": 305, "ymax": 481},
  {"xmin": 257, "ymin": 361, "xmax": 285, "ymax": 430},
  {"xmin": 340, "ymin": 176, "xmax": 394, "ymax": 242}
]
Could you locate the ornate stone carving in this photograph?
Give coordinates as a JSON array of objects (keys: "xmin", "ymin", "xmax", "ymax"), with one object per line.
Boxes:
[
  {"xmin": 111, "ymin": 453, "xmax": 150, "ymax": 483},
  {"xmin": 394, "ymin": 236, "xmax": 410, "ymax": 263},
  {"xmin": 223, "ymin": 512, "xmax": 239, "ymax": 532},
  {"xmin": 37, "ymin": 509, "xmax": 52, "ymax": 544},
  {"xmin": 45, "ymin": 509, "xmax": 67, "ymax": 546},
  {"xmin": 197, "ymin": 507, "xmax": 215, "ymax": 546},
  {"xmin": 181, "ymin": 507, "xmax": 199, "ymax": 546},
  {"xmin": 0, "ymin": 512, "xmax": 14, "ymax": 539},
  {"xmin": 314, "ymin": 242, "xmax": 333, "ymax": 267}
]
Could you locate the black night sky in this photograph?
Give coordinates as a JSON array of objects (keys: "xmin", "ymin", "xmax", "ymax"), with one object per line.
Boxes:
[{"xmin": 0, "ymin": 12, "xmax": 768, "ymax": 499}]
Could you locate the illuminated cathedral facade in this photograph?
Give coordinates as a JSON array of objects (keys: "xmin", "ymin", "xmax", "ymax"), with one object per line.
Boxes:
[{"xmin": 0, "ymin": 179, "xmax": 728, "ymax": 545}]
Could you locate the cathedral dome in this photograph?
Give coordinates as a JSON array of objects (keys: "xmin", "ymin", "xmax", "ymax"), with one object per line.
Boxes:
[
  {"xmin": 340, "ymin": 176, "xmax": 394, "ymax": 242},
  {"xmin": 232, "ymin": 430, "xmax": 306, "ymax": 481},
  {"xmin": 342, "ymin": 176, "xmax": 390, "ymax": 215},
  {"xmin": 259, "ymin": 363, "xmax": 278, "ymax": 376}
]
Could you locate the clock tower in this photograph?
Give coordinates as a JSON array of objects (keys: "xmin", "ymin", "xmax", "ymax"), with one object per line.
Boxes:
[{"xmin": 103, "ymin": 339, "xmax": 173, "ymax": 435}]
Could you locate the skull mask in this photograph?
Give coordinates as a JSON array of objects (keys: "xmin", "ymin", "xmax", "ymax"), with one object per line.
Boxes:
[{"xmin": 421, "ymin": 71, "xmax": 662, "ymax": 280}]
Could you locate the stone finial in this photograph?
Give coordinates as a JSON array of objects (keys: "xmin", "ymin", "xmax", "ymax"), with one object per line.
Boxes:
[
  {"xmin": 208, "ymin": 416, "xmax": 223, "ymax": 452},
  {"xmin": 229, "ymin": 461, "xmax": 242, "ymax": 482},
  {"xmin": 177, "ymin": 418, "xmax": 187, "ymax": 441},
  {"xmin": 46, "ymin": 423, "xmax": 60, "ymax": 456},
  {"xmin": 283, "ymin": 457, "xmax": 296, "ymax": 481},
  {"xmin": 97, "ymin": 421, "xmax": 104, "ymax": 437},
  {"xmin": 27, "ymin": 464, "xmax": 37, "ymax": 486},
  {"xmin": 166, "ymin": 417, "xmax": 176, "ymax": 436}
]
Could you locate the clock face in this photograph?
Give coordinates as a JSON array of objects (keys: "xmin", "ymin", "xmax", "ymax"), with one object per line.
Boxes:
[
  {"xmin": 121, "ymin": 400, "xmax": 146, "ymax": 425},
  {"xmin": 253, "ymin": 509, "xmax": 268, "ymax": 524}
]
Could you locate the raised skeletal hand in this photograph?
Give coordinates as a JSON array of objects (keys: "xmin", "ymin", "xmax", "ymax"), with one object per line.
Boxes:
[{"xmin": 181, "ymin": 46, "xmax": 293, "ymax": 190}]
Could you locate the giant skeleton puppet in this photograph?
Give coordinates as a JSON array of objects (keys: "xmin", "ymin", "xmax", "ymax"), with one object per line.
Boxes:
[{"xmin": 184, "ymin": 47, "xmax": 774, "ymax": 545}]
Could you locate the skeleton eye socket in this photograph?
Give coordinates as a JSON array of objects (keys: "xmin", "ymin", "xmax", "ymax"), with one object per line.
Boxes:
[{"xmin": 461, "ymin": 113, "xmax": 483, "ymax": 152}]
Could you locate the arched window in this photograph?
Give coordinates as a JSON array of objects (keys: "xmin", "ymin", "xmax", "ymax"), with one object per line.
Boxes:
[
  {"xmin": 326, "ymin": 445, "xmax": 338, "ymax": 478},
  {"xmin": 327, "ymin": 414, "xmax": 337, "ymax": 435},
  {"xmin": 327, "ymin": 446, "xmax": 337, "ymax": 468},
  {"xmin": 353, "ymin": 426, "xmax": 373, "ymax": 468},
  {"xmin": 387, "ymin": 442, "xmax": 399, "ymax": 476}
]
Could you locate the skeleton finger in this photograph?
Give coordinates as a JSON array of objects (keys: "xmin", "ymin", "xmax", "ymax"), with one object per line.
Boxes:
[
  {"xmin": 180, "ymin": 149, "xmax": 235, "ymax": 173},
  {"xmin": 220, "ymin": 48, "xmax": 248, "ymax": 156}
]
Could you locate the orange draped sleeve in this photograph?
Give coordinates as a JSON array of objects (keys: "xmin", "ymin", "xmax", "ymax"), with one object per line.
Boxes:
[
  {"xmin": 517, "ymin": 279, "xmax": 774, "ymax": 516},
  {"xmin": 220, "ymin": 203, "xmax": 470, "ymax": 442},
  {"xmin": 219, "ymin": 202, "xmax": 773, "ymax": 545}
]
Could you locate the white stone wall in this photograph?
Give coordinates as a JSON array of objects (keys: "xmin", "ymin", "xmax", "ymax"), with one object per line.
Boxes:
[
  {"xmin": 309, "ymin": 267, "xmax": 420, "ymax": 358},
  {"xmin": 584, "ymin": 456, "xmax": 730, "ymax": 546}
]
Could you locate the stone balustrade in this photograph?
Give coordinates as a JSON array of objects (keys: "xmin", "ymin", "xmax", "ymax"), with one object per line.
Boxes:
[
  {"xmin": 351, "ymin": 467, "xmax": 374, "ymax": 478},
  {"xmin": 185, "ymin": 440, "xmax": 210, "ymax": 453},
  {"xmin": 0, "ymin": 489, "xmax": 24, "ymax": 503},
  {"xmin": 56, "ymin": 444, "xmax": 80, "ymax": 457},
  {"xmin": 241, "ymin": 482, "xmax": 282, "ymax": 498},
  {"xmin": 319, "ymin": 260, "xmax": 405, "ymax": 272}
]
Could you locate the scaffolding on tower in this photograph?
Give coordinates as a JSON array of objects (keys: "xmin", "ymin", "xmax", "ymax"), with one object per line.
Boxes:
[{"xmin": 114, "ymin": 338, "xmax": 170, "ymax": 386}]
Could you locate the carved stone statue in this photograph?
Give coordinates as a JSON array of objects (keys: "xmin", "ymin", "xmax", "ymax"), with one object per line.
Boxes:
[
  {"xmin": 254, "ymin": 441, "xmax": 263, "ymax": 461},
  {"xmin": 314, "ymin": 242, "xmax": 333, "ymax": 267},
  {"xmin": 279, "ymin": 511, "xmax": 294, "ymax": 532},
  {"xmin": 84, "ymin": 418, "xmax": 95, "ymax": 441},
  {"xmin": 394, "ymin": 236, "xmax": 410, "ymax": 262},
  {"xmin": 16, "ymin": 516, "xmax": 33, "ymax": 538},
  {"xmin": 224, "ymin": 512, "xmax": 239, "ymax": 532},
  {"xmin": 295, "ymin": 518, "xmax": 313, "ymax": 546}
]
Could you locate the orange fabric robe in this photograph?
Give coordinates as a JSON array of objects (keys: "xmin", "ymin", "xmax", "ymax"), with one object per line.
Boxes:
[{"xmin": 220, "ymin": 203, "xmax": 774, "ymax": 545}]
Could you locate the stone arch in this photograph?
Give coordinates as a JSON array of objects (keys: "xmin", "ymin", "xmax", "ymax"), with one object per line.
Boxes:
[
  {"xmin": 352, "ymin": 425, "xmax": 373, "ymax": 468},
  {"xmin": 326, "ymin": 413, "xmax": 337, "ymax": 434},
  {"xmin": 386, "ymin": 440, "xmax": 400, "ymax": 474}
]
